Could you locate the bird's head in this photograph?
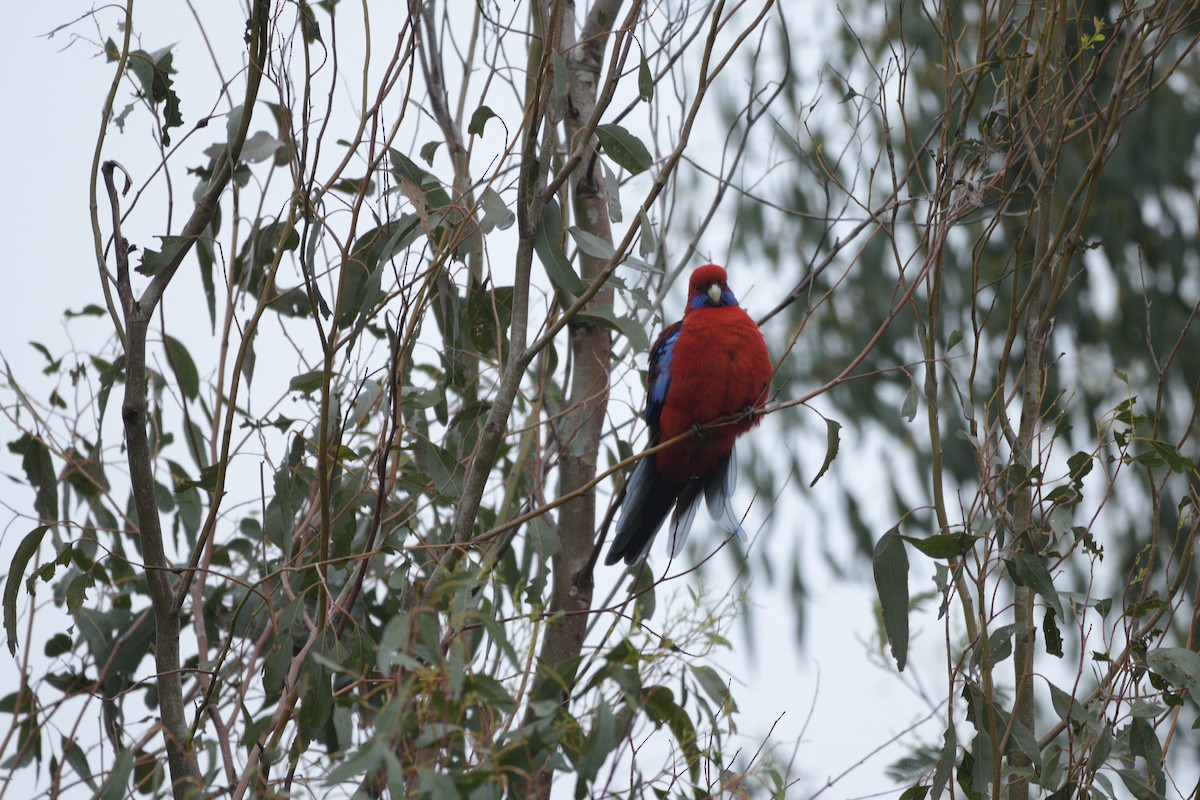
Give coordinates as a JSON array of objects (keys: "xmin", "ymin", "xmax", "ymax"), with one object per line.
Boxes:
[{"xmin": 687, "ymin": 264, "xmax": 740, "ymax": 311}]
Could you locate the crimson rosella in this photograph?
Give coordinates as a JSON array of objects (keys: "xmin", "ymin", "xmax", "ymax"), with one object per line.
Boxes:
[{"xmin": 605, "ymin": 264, "xmax": 772, "ymax": 565}]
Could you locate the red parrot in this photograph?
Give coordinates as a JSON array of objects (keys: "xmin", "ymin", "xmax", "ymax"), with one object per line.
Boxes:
[{"xmin": 605, "ymin": 264, "xmax": 772, "ymax": 566}]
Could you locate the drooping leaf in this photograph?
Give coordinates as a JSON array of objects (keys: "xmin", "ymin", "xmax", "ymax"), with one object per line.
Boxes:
[
  {"xmin": 637, "ymin": 209, "xmax": 656, "ymax": 257},
  {"xmin": 641, "ymin": 685, "xmax": 700, "ymax": 782},
  {"xmin": 600, "ymin": 159, "xmax": 622, "ymax": 223},
  {"xmin": 468, "ymin": 105, "xmax": 497, "ymax": 136},
  {"xmin": 873, "ymin": 526, "xmax": 909, "ymax": 671},
  {"xmin": 299, "ymin": 0, "xmax": 323, "ymax": 43},
  {"xmin": 550, "ymin": 52, "xmax": 568, "ymax": 118},
  {"xmin": 574, "ymin": 702, "xmax": 616, "ymax": 798},
  {"xmin": 4, "ymin": 526, "xmax": 50, "ymax": 655},
  {"xmin": 535, "ymin": 198, "xmax": 584, "ymax": 295},
  {"xmin": 163, "ymin": 334, "xmax": 200, "ymax": 401},
  {"xmin": 637, "ymin": 51, "xmax": 654, "ymax": 102},
  {"xmin": 419, "ymin": 140, "xmax": 440, "ymax": 165},
  {"xmin": 690, "ymin": 665, "xmax": 736, "ymax": 713},
  {"xmin": 1043, "ymin": 607, "xmax": 1064, "ymax": 658},
  {"xmin": 97, "ymin": 747, "xmax": 134, "ymax": 800},
  {"xmin": 809, "ymin": 417, "xmax": 841, "ymax": 487},
  {"xmin": 8, "ymin": 434, "xmax": 57, "ymax": 522}
]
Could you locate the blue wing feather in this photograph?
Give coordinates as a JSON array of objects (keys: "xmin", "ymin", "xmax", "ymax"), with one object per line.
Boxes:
[{"xmin": 645, "ymin": 321, "xmax": 681, "ymax": 436}]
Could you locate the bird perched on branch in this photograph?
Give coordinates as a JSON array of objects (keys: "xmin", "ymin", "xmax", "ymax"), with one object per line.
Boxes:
[{"xmin": 605, "ymin": 264, "xmax": 772, "ymax": 566}]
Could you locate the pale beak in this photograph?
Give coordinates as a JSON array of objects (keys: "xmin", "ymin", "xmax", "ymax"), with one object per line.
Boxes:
[{"xmin": 707, "ymin": 283, "xmax": 723, "ymax": 305}]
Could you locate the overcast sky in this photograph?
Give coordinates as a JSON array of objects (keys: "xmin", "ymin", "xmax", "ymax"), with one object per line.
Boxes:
[{"xmin": 0, "ymin": 4, "xmax": 958, "ymax": 798}]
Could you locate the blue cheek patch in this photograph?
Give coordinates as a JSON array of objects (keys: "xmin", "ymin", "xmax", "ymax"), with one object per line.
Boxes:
[{"xmin": 688, "ymin": 289, "xmax": 740, "ymax": 310}]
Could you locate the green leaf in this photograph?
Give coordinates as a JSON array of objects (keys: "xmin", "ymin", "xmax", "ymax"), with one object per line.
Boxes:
[
  {"xmin": 1148, "ymin": 439, "xmax": 1192, "ymax": 473},
  {"xmin": 550, "ymin": 52, "xmax": 568, "ymax": 117},
  {"xmin": 535, "ymin": 198, "xmax": 584, "ymax": 295},
  {"xmin": 241, "ymin": 130, "xmax": 283, "ymax": 163},
  {"xmin": 66, "ymin": 572, "xmax": 94, "ymax": 616},
  {"xmin": 1043, "ymin": 607, "xmax": 1064, "ymax": 657},
  {"xmin": 137, "ymin": 235, "xmax": 191, "ymax": 277},
  {"xmin": 809, "ymin": 417, "xmax": 841, "ymax": 487},
  {"xmin": 44, "ymin": 633, "xmax": 72, "ymax": 658},
  {"xmin": 299, "ymin": 1, "xmax": 322, "ymax": 43},
  {"xmin": 8, "ymin": 434, "xmax": 57, "ymax": 522},
  {"xmin": 419, "ymin": 767, "xmax": 460, "ymax": 800},
  {"xmin": 1087, "ymin": 722, "xmax": 1113, "ymax": 773},
  {"xmin": 62, "ymin": 737, "xmax": 96, "ymax": 789},
  {"xmin": 330, "ymin": 175, "xmax": 376, "ymax": 196},
  {"xmin": 637, "ymin": 209, "xmax": 655, "ymax": 257},
  {"xmin": 480, "ymin": 187, "xmax": 515, "ymax": 233},
  {"xmin": 872, "ymin": 526, "xmax": 909, "ymax": 671},
  {"xmin": 468, "ymin": 105, "xmax": 497, "ymax": 136},
  {"xmin": 326, "ymin": 739, "xmax": 384, "ymax": 783},
  {"xmin": 1005, "ymin": 553, "xmax": 1064, "ymax": 616},
  {"xmin": 576, "ymin": 304, "xmax": 649, "ymax": 352},
  {"xmin": 124, "ymin": 45, "xmax": 182, "ymax": 145},
  {"xmin": 388, "ymin": 149, "xmax": 453, "ymax": 211},
  {"xmin": 298, "ymin": 660, "xmax": 332, "ymax": 745},
  {"xmin": 900, "ymin": 533, "xmax": 978, "ymax": 559},
  {"xmin": 969, "ymin": 624, "xmax": 1016, "ymax": 671},
  {"xmin": 575, "ymin": 702, "xmax": 616, "ymax": 798},
  {"xmin": 528, "ymin": 517, "xmax": 561, "ymax": 558},
  {"xmin": 600, "ymin": 159, "xmax": 622, "ymax": 223},
  {"xmin": 64, "ymin": 304, "xmax": 107, "ymax": 319},
  {"xmin": 465, "ymin": 674, "xmax": 516, "ymax": 713},
  {"xmin": 900, "ymin": 787, "xmax": 930, "ymax": 800},
  {"xmin": 1067, "ymin": 451, "xmax": 1094, "ymax": 487},
  {"xmin": 690, "ymin": 665, "xmax": 736, "ymax": 712},
  {"xmin": 97, "ymin": 747, "xmax": 134, "ymax": 800},
  {"xmin": 596, "ymin": 124, "xmax": 652, "ymax": 175},
  {"xmin": 637, "ymin": 51, "xmax": 654, "ymax": 102},
  {"xmin": 1129, "ymin": 717, "xmax": 1165, "ymax": 796},
  {"xmin": 568, "ymin": 226, "xmax": 617, "ymax": 260},
  {"xmin": 163, "ymin": 334, "xmax": 200, "ymax": 401},
  {"xmin": 4, "ymin": 526, "xmax": 50, "ymax": 655},
  {"xmin": 1146, "ymin": 647, "xmax": 1200, "ymax": 704},
  {"xmin": 419, "ymin": 140, "xmax": 440, "ymax": 165},
  {"xmin": 1049, "ymin": 681, "xmax": 1094, "ymax": 729},
  {"xmin": 641, "ymin": 686, "xmax": 700, "ymax": 782},
  {"xmin": 289, "ymin": 370, "xmax": 325, "ymax": 395},
  {"xmin": 411, "ymin": 440, "xmax": 465, "ymax": 500},
  {"xmin": 901, "ymin": 379, "xmax": 918, "ymax": 422},
  {"xmin": 1117, "ymin": 768, "xmax": 1161, "ymax": 800}
]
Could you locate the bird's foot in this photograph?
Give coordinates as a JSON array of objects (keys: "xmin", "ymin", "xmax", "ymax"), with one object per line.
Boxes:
[
  {"xmin": 690, "ymin": 422, "xmax": 706, "ymax": 438},
  {"xmin": 739, "ymin": 404, "xmax": 757, "ymax": 423}
]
